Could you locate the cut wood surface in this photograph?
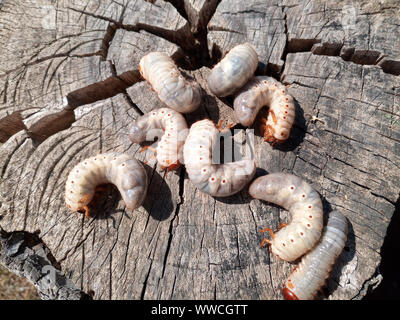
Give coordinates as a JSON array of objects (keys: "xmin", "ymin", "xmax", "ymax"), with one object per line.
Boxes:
[{"xmin": 0, "ymin": 0, "xmax": 399, "ymax": 300}]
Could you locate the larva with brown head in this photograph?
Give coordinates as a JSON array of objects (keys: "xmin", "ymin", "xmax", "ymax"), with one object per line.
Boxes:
[
  {"xmin": 249, "ymin": 173, "xmax": 324, "ymax": 262},
  {"xmin": 129, "ymin": 108, "xmax": 188, "ymax": 170},
  {"xmin": 283, "ymin": 210, "xmax": 348, "ymax": 300},
  {"xmin": 207, "ymin": 43, "xmax": 258, "ymax": 97},
  {"xmin": 65, "ymin": 153, "xmax": 148, "ymax": 218},
  {"xmin": 233, "ymin": 76, "xmax": 295, "ymax": 145},
  {"xmin": 139, "ymin": 52, "xmax": 202, "ymax": 113},
  {"xmin": 183, "ymin": 119, "xmax": 256, "ymax": 197}
]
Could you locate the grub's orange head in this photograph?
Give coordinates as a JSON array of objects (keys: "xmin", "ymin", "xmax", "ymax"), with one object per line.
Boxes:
[
  {"xmin": 138, "ymin": 64, "xmax": 143, "ymax": 78},
  {"xmin": 160, "ymin": 160, "xmax": 181, "ymax": 172},
  {"xmin": 282, "ymin": 287, "xmax": 299, "ymax": 300},
  {"xmin": 263, "ymin": 130, "xmax": 285, "ymax": 146}
]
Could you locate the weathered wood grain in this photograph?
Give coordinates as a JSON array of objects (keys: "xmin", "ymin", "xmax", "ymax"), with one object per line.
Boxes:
[
  {"xmin": 283, "ymin": 0, "xmax": 400, "ymax": 75},
  {"xmin": 0, "ymin": 0, "xmax": 399, "ymax": 300}
]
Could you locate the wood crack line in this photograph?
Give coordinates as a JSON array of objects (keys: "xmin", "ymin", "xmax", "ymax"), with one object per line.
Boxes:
[
  {"xmin": 286, "ymin": 38, "xmax": 400, "ymax": 76},
  {"xmin": 0, "ymin": 39, "xmax": 104, "ymax": 79},
  {"xmin": 160, "ymin": 166, "xmax": 185, "ymax": 280},
  {"xmin": 67, "ymin": 6, "xmax": 191, "ymax": 51}
]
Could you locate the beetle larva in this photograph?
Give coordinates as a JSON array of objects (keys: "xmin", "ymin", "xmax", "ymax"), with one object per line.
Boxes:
[
  {"xmin": 183, "ymin": 119, "xmax": 256, "ymax": 197},
  {"xmin": 283, "ymin": 210, "xmax": 348, "ymax": 300},
  {"xmin": 129, "ymin": 108, "xmax": 188, "ymax": 170},
  {"xmin": 139, "ymin": 52, "xmax": 202, "ymax": 113},
  {"xmin": 207, "ymin": 43, "xmax": 258, "ymax": 97},
  {"xmin": 233, "ymin": 76, "xmax": 295, "ymax": 145},
  {"xmin": 65, "ymin": 153, "xmax": 148, "ymax": 218},
  {"xmin": 248, "ymin": 173, "xmax": 323, "ymax": 262}
]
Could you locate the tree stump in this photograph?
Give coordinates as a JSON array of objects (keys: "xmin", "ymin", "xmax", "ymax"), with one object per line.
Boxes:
[{"xmin": 0, "ymin": 0, "xmax": 399, "ymax": 300}]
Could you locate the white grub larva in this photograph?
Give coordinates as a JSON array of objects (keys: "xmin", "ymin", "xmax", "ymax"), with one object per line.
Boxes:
[
  {"xmin": 249, "ymin": 173, "xmax": 324, "ymax": 262},
  {"xmin": 129, "ymin": 108, "xmax": 188, "ymax": 170},
  {"xmin": 283, "ymin": 210, "xmax": 348, "ymax": 300},
  {"xmin": 65, "ymin": 153, "xmax": 148, "ymax": 218},
  {"xmin": 139, "ymin": 52, "xmax": 202, "ymax": 113},
  {"xmin": 233, "ymin": 76, "xmax": 295, "ymax": 145},
  {"xmin": 183, "ymin": 119, "xmax": 256, "ymax": 197},
  {"xmin": 207, "ymin": 43, "xmax": 259, "ymax": 97}
]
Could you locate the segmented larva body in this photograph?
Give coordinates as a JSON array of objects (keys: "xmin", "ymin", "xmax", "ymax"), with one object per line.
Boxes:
[
  {"xmin": 65, "ymin": 153, "xmax": 148, "ymax": 217},
  {"xmin": 233, "ymin": 76, "xmax": 295, "ymax": 144},
  {"xmin": 207, "ymin": 43, "xmax": 258, "ymax": 97},
  {"xmin": 129, "ymin": 108, "xmax": 188, "ymax": 170},
  {"xmin": 183, "ymin": 119, "xmax": 256, "ymax": 197},
  {"xmin": 283, "ymin": 210, "xmax": 348, "ymax": 300},
  {"xmin": 139, "ymin": 52, "xmax": 202, "ymax": 113},
  {"xmin": 249, "ymin": 173, "xmax": 323, "ymax": 262}
]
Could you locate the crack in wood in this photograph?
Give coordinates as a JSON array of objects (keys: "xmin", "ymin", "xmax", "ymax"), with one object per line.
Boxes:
[
  {"xmin": 0, "ymin": 111, "xmax": 27, "ymax": 143},
  {"xmin": 65, "ymin": 69, "xmax": 138, "ymax": 109},
  {"xmin": 285, "ymin": 39, "xmax": 400, "ymax": 77},
  {"xmin": 0, "ymin": 39, "xmax": 105, "ymax": 80},
  {"xmin": 160, "ymin": 167, "xmax": 185, "ymax": 280},
  {"xmin": 140, "ymin": 258, "xmax": 153, "ymax": 299}
]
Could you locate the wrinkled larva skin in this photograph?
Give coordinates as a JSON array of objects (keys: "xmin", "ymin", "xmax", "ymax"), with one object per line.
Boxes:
[
  {"xmin": 233, "ymin": 76, "xmax": 295, "ymax": 144},
  {"xmin": 139, "ymin": 52, "xmax": 202, "ymax": 113},
  {"xmin": 183, "ymin": 119, "xmax": 256, "ymax": 197},
  {"xmin": 65, "ymin": 153, "xmax": 148, "ymax": 216},
  {"xmin": 207, "ymin": 43, "xmax": 258, "ymax": 97},
  {"xmin": 283, "ymin": 210, "xmax": 348, "ymax": 300},
  {"xmin": 249, "ymin": 173, "xmax": 324, "ymax": 261},
  {"xmin": 129, "ymin": 108, "xmax": 188, "ymax": 170}
]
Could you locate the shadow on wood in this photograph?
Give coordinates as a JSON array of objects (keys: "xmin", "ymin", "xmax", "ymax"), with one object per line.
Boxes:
[{"xmin": 142, "ymin": 163, "xmax": 175, "ymax": 222}]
